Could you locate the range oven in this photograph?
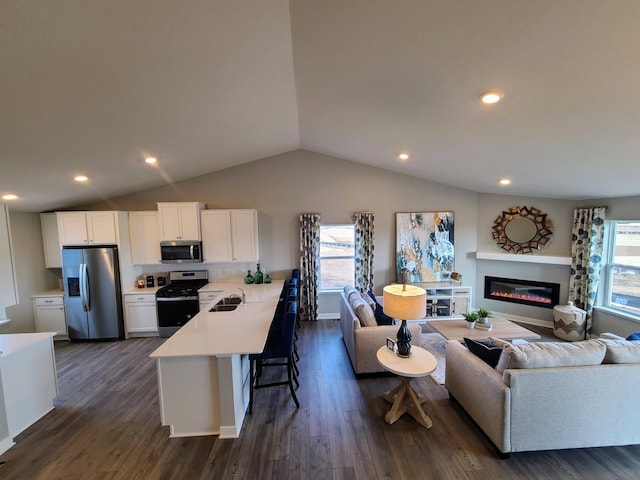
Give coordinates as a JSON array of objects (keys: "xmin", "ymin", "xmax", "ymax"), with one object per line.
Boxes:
[{"xmin": 156, "ymin": 270, "xmax": 208, "ymax": 337}]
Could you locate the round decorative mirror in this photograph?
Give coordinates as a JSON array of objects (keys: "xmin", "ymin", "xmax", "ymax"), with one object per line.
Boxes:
[{"xmin": 492, "ymin": 206, "xmax": 553, "ymax": 254}]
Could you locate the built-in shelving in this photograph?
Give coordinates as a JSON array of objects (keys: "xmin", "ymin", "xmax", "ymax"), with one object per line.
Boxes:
[{"xmin": 475, "ymin": 251, "xmax": 571, "ymax": 265}]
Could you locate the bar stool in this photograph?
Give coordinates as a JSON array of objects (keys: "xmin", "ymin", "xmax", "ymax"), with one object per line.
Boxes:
[{"xmin": 248, "ymin": 310, "xmax": 299, "ymax": 414}]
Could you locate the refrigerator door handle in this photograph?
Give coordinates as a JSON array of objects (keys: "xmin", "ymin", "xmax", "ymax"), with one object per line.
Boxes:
[{"xmin": 80, "ymin": 263, "xmax": 91, "ymax": 312}]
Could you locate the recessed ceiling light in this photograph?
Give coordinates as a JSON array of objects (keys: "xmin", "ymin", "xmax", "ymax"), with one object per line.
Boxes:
[
  {"xmin": 2, "ymin": 194, "xmax": 18, "ymax": 200},
  {"xmin": 499, "ymin": 178, "xmax": 511, "ymax": 185},
  {"xmin": 145, "ymin": 156, "xmax": 158, "ymax": 165},
  {"xmin": 74, "ymin": 175, "xmax": 88, "ymax": 182},
  {"xmin": 398, "ymin": 153, "xmax": 410, "ymax": 161},
  {"xmin": 481, "ymin": 90, "xmax": 504, "ymax": 104}
]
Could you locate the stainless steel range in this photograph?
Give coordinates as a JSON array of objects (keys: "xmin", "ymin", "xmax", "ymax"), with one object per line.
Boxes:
[{"xmin": 156, "ymin": 270, "xmax": 209, "ymax": 337}]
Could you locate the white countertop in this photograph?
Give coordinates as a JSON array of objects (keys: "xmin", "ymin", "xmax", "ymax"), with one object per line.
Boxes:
[
  {"xmin": 124, "ymin": 286, "xmax": 161, "ymax": 295},
  {"xmin": 149, "ymin": 281, "xmax": 284, "ymax": 359},
  {"xmin": 31, "ymin": 289, "xmax": 64, "ymax": 298},
  {"xmin": 0, "ymin": 332, "xmax": 56, "ymax": 358}
]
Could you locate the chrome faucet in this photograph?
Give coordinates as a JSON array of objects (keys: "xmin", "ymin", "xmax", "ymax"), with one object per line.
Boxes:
[{"xmin": 237, "ymin": 287, "xmax": 246, "ymax": 303}]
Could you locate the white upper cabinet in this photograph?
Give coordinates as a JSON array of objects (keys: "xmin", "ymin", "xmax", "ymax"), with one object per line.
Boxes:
[
  {"xmin": 157, "ymin": 202, "xmax": 203, "ymax": 241},
  {"xmin": 57, "ymin": 211, "xmax": 118, "ymax": 245},
  {"xmin": 201, "ymin": 210, "xmax": 233, "ymax": 262},
  {"xmin": 86, "ymin": 211, "xmax": 118, "ymax": 244},
  {"xmin": 201, "ymin": 209, "xmax": 258, "ymax": 262},
  {"xmin": 40, "ymin": 213, "xmax": 62, "ymax": 268},
  {"xmin": 57, "ymin": 212, "xmax": 89, "ymax": 245},
  {"xmin": 128, "ymin": 211, "xmax": 161, "ymax": 265},
  {"xmin": 231, "ymin": 210, "xmax": 259, "ymax": 262}
]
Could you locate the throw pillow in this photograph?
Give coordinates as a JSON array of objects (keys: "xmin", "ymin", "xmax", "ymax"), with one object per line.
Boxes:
[
  {"xmin": 596, "ymin": 338, "xmax": 640, "ymax": 364},
  {"xmin": 463, "ymin": 337, "xmax": 503, "ymax": 368},
  {"xmin": 490, "ymin": 337, "xmax": 606, "ymax": 374},
  {"xmin": 350, "ymin": 296, "xmax": 377, "ymax": 327},
  {"xmin": 626, "ymin": 332, "xmax": 640, "ymax": 341},
  {"xmin": 367, "ymin": 290, "xmax": 395, "ymax": 325}
]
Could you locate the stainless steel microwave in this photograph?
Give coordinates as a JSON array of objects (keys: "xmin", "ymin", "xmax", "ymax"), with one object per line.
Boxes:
[{"xmin": 160, "ymin": 240, "xmax": 203, "ymax": 263}]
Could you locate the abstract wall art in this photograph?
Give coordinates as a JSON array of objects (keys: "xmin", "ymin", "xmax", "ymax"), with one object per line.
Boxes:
[{"xmin": 396, "ymin": 212, "xmax": 455, "ymax": 283}]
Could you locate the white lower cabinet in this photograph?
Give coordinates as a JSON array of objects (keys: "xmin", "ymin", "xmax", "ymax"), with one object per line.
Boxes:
[
  {"xmin": 413, "ymin": 284, "xmax": 472, "ymax": 320},
  {"xmin": 199, "ymin": 290, "xmax": 222, "ymax": 311},
  {"xmin": 33, "ymin": 295, "xmax": 67, "ymax": 339},
  {"xmin": 124, "ymin": 293, "xmax": 158, "ymax": 336}
]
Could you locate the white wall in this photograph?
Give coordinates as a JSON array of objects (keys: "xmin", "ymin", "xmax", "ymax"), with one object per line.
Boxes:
[
  {"xmin": 8, "ymin": 149, "xmax": 640, "ymax": 331},
  {"xmin": 84, "ymin": 149, "xmax": 480, "ymax": 296},
  {"xmin": 474, "ymin": 194, "xmax": 575, "ymax": 325}
]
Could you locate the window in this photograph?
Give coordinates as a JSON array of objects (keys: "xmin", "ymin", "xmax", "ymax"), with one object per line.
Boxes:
[
  {"xmin": 603, "ymin": 222, "xmax": 640, "ymax": 317},
  {"xmin": 319, "ymin": 225, "xmax": 355, "ymax": 290}
]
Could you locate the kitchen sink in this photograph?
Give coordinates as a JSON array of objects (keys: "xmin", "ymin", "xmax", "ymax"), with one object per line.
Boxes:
[
  {"xmin": 208, "ymin": 296, "xmax": 242, "ymax": 312},
  {"xmin": 216, "ymin": 296, "xmax": 242, "ymax": 305},
  {"xmin": 209, "ymin": 304, "xmax": 238, "ymax": 312}
]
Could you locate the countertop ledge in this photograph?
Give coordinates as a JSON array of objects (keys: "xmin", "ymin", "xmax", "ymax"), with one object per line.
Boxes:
[
  {"xmin": 31, "ymin": 289, "xmax": 64, "ymax": 297},
  {"xmin": 150, "ymin": 281, "xmax": 284, "ymax": 359}
]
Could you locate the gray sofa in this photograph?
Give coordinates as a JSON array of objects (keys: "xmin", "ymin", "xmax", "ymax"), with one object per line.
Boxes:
[
  {"xmin": 340, "ymin": 289, "xmax": 421, "ymax": 375},
  {"xmin": 445, "ymin": 339, "xmax": 640, "ymax": 455}
]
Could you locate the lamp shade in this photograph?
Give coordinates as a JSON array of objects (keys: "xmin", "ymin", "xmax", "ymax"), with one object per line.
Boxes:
[{"xmin": 383, "ymin": 284, "xmax": 427, "ymax": 320}]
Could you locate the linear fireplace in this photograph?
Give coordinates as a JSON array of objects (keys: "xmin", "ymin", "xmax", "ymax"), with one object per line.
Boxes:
[{"xmin": 484, "ymin": 276, "xmax": 560, "ymax": 309}]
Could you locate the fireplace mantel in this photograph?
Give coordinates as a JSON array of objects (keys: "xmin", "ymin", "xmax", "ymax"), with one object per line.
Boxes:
[{"xmin": 475, "ymin": 251, "xmax": 571, "ymax": 265}]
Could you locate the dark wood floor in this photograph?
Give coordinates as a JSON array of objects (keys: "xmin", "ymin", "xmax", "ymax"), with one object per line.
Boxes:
[{"xmin": 2, "ymin": 320, "xmax": 640, "ymax": 479}]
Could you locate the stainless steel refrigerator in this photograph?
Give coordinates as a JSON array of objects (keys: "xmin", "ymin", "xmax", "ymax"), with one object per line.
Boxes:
[{"xmin": 62, "ymin": 246, "xmax": 125, "ymax": 341}]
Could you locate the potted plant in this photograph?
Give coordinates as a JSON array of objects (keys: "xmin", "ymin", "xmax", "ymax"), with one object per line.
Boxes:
[
  {"xmin": 462, "ymin": 312, "xmax": 478, "ymax": 329},
  {"xmin": 476, "ymin": 307, "xmax": 492, "ymax": 324}
]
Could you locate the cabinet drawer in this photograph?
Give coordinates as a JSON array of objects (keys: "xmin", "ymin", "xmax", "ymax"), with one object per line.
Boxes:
[
  {"xmin": 452, "ymin": 287, "xmax": 471, "ymax": 295},
  {"xmin": 199, "ymin": 291, "xmax": 222, "ymax": 301},
  {"xmin": 35, "ymin": 296, "xmax": 64, "ymax": 307},
  {"xmin": 125, "ymin": 294, "xmax": 156, "ymax": 304}
]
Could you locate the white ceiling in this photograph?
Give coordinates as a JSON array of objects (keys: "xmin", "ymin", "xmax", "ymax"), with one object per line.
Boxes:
[{"xmin": 2, "ymin": 0, "xmax": 640, "ymax": 212}]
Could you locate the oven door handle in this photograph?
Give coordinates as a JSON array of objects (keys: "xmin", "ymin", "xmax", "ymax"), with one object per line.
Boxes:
[{"xmin": 157, "ymin": 296, "xmax": 199, "ymax": 302}]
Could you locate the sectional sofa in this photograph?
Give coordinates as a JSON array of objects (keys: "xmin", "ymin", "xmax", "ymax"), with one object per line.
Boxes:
[
  {"xmin": 445, "ymin": 337, "xmax": 640, "ymax": 455},
  {"xmin": 340, "ymin": 288, "xmax": 421, "ymax": 375}
]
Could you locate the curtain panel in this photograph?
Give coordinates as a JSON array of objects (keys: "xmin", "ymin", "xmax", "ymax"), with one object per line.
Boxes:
[
  {"xmin": 354, "ymin": 212, "xmax": 375, "ymax": 294},
  {"xmin": 299, "ymin": 213, "xmax": 321, "ymax": 322},
  {"xmin": 569, "ymin": 207, "xmax": 606, "ymax": 338}
]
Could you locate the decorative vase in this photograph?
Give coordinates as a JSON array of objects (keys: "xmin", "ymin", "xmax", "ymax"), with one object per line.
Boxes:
[
  {"xmin": 466, "ymin": 321, "xmax": 476, "ymax": 329},
  {"xmin": 253, "ymin": 263, "xmax": 264, "ymax": 284},
  {"xmin": 396, "ymin": 319, "xmax": 412, "ymax": 357},
  {"xmin": 264, "ymin": 272, "xmax": 272, "ymax": 284},
  {"xmin": 244, "ymin": 270, "xmax": 254, "ymax": 284}
]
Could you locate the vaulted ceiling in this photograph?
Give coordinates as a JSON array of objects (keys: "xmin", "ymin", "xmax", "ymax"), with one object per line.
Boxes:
[{"xmin": 2, "ymin": 1, "xmax": 639, "ymax": 212}]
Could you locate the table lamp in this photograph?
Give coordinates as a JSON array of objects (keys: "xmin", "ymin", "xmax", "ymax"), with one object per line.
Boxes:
[{"xmin": 383, "ymin": 283, "xmax": 427, "ymax": 357}]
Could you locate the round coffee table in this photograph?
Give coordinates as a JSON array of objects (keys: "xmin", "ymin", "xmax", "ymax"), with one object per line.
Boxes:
[{"xmin": 376, "ymin": 345, "xmax": 437, "ymax": 429}]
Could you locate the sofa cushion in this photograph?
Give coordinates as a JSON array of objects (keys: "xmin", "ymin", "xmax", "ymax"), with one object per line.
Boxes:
[
  {"xmin": 490, "ymin": 337, "xmax": 606, "ymax": 374},
  {"xmin": 463, "ymin": 337, "xmax": 503, "ymax": 368},
  {"xmin": 363, "ymin": 291, "xmax": 377, "ymax": 311},
  {"xmin": 344, "ymin": 286, "xmax": 361, "ymax": 304},
  {"xmin": 367, "ymin": 290, "xmax": 395, "ymax": 325},
  {"xmin": 349, "ymin": 295, "xmax": 377, "ymax": 327},
  {"xmin": 596, "ymin": 338, "xmax": 640, "ymax": 364}
]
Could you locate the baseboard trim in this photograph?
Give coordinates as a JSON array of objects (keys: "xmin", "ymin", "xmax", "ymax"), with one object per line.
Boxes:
[{"xmin": 317, "ymin": 313, "xmax": 339, "ymax": 320}]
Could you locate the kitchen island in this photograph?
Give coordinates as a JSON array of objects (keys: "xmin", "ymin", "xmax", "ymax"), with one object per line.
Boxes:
[
  {"xmin": 149, "ymin": 281, "xmax": 283, "ymax": 438},
  {"xmin": 0, "ymin": 332, "xmax": 58, "ymax": 455}
]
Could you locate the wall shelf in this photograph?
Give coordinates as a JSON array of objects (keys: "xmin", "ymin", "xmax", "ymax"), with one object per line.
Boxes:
[{"xmin": 475, "ymin": 251, "xmax": 571, "ymax": 265}]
